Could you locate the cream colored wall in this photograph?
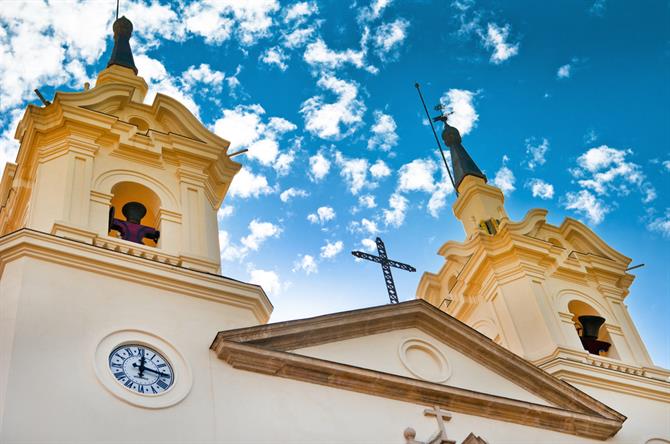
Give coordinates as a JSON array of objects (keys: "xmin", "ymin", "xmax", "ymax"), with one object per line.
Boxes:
[
  {"xmin": 296, "ymin": 327, "xmax": 553, "ymax": 407},
  {"xmin": 210, "ymin": 357, "xmax": 608, "ymax": 444},
  {"xmin": 572, "ymin": 383, "xmax": 670, "ymax": 444},
  {"xmin": 0, "ymin": 244, "xmax": 265, "ymax": 443}
]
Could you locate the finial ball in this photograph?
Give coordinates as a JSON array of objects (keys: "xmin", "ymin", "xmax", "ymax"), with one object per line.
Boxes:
[
  {"xmin": 442, "ymin": 123, "xmax": 462, "ymax": 148},
  {"xmin": 113, "ymin": 16, "xmax": 133, "ymax": 37}
]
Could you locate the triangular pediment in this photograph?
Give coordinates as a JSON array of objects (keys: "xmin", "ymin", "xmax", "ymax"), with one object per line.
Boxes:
[{"xmin": 211, "ymin": 300, "xmax": 625, "ymax": 440}]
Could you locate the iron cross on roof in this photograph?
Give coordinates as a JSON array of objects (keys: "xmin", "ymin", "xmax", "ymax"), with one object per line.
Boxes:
[{"xmin": 351, "ymin": 237, "xmax": 416, "ymax": 304}]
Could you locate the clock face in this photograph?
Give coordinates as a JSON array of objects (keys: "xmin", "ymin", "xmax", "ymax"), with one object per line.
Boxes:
[{"xmin": 108, "ymin": 344, "xmax": 174, "ymax": 395}]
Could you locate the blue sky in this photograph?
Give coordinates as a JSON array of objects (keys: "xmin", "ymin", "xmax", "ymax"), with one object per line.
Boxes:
[{"xmin": 0, "ymin": 0, "xmax": 668, "ymax": 367}]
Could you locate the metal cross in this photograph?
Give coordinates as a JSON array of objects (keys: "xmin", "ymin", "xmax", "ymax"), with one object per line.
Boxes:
[{"xmin": 351, "ymin": 237, "xmax": 416, "ymax": 304}]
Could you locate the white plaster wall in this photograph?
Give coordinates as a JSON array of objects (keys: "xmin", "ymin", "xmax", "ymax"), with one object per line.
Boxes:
[
  {"xmin": 0, "ymin": 255, "xmax": 258, "ymax": 443},
  {"xmin": 572, "ymin": 383, "xmax": 670, "ymax": 444},
  {"xmin": 210, "ymin": 359, "xmax": 605, "ymax": 444},
  {"xmin": 296, "ymin": 328, "xmax": 553, "ymax": 407}
]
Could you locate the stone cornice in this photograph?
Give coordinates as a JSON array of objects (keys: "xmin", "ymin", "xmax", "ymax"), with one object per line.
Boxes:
[
  {"xmin": 215, "ymin": 341, "xmax": 622, "ymax": 440},
  {"xmin": 0, "ymin": 229, "xmax": 273, "ymax": 323},
  {"xmin": 537, "ymin": 353, "xmax": 670, "ymax": 403},
  {"xmin": 212, "ymin": 301, "xmax": 625, "ymax": 422}
]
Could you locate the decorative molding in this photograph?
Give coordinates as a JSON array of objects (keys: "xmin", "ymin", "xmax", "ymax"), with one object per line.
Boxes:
[
  {"xmin": 212, "ymin": 300, "xmax": 625, "ymax": 440},
  {"xmin": 398, "ymin": 338, "xmax": 452, "ymax": 383},
  {"xmin": 0, "ymin": 229, "xmax": 272, "ymax": 323}
]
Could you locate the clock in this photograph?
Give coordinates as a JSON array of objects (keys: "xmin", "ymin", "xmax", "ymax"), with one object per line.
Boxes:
[{"xmin": 108, "ymin": 344, "xmax": 174, "ymax": 395}]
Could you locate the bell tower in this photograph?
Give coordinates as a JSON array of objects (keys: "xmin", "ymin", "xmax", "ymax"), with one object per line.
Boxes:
[
  {"xmin": 418, "ymin": 118, "xmax": 670, "ymax": 403},
  {"xmin": 0, "ymin": 16, "xmax": 240, "ymax": 273},
  {"xmin": 0, "ymin": 16, "xmax": 271, "ymax": 438}
]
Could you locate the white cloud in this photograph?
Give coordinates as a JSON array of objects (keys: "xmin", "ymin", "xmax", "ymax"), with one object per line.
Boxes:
[
  {"xmin": 571, "ymin": 145, "xmax": 654, "ymax": 202},
  {"xmin": 648, "ymin": 209, "xmax": 670, "ymax": 238},
  {"xmin": 367, "ymin": 111, "xmax": 398, "ymax": 151},
  {"xmin": 0, "ymin": 1, "xmax": 109, "ymax": 112},
  {"xmin": 228, "ymin": 167, "xmax": 274, "ymax": 198},
  {"xmin": 135, "ymin": 55, "xmax": 200, "ymax": 117},
  {"xmin": 369, "ymin": 160, "xmax": 391, "ymax": 179},
  {"xmin": 293, "ymin": 254, "xmax": 318, "ymax": 274},
  {"xmin": 564, "ymin": 190, "xmax": 610, "ymax": 225},
  {"xmin": 349, "ymin": 218, "xmax": 380, "ymax": 235},
  {"xmin": 427, "ymin": 179, "xmax": 453, "ymax": 217},
  {"xmin": 557, "ymin": 63, "xmax": 571, "ymax": 79},
  {"xmin": 184, "ymin": 0, "xmax": 280, "ymax": 46},
  {"xmin": 248, "ymin": 268, "xmax": 284, "ymax": 296},
  {"xmin": 241, "ymin": 219, "xmax": 282, "ymax": 250},
  {"xmin": 335, "ymin": 151, "xmax": 370, "ymax": 195},
  {"xmin": 383, "ymin": 193, "xmax": 408, "ymax": 227},
  {"xmin": 219, "ymin": 230, "xmax": 247, "ymax": 262},
  {"xmin": 320, "ymin": 240, "xmax": 344, "ymax": 259},
  {"xmin": 219, "ymin": 219, "xmax": 281, "ymax": 262},
  {"xmin": 309, "ymin": 151, "xmax": 331, "ymax": 182},
  {"xmin": 439, "ymin": 89, "xmax": 479, "ymax": 135},
  {"xmin": 525, "ymin": 138, "xmax": 549, "ymax": 170},
  {"xmin": 358, "ymin": 194, "xmax": 377, "ymax": 208},
  {"xmin": 493, "ymin": 156, "xmax": 516, "ymax": 194},
  {"xmin": 307, "ymin": 206, "xmax": 336, "ymax": 224},
  {"xmin": 527, "ymin": 179, "xmax": 555, "ymax": 200},
  {"xmin": 217, "ymin": 205, "xmax": 234, "ymax": 221},
  {"xmin": 283, "ymin": 26, "xmax": 318, "ymax": 48},
  {"xmin": 181, "ymin": 63, "xmax": 225, "ymax": 92},
  {"xmin": 373, "ymin": 19, "xmax": 409, "ymax": 59},
  {"xmin": 397, "ymin": 159, "xmax": 437, "ymax": 193},
  {"xmin": 361, "ymin": 238, "xmax": 377, "ymax": 252},
  {"xmin": 358, "ymin": 0, "xmax": 393, "ymax": 22},
  {"xmin": 213, "ymin": 104, "xmax": 296, "ymax": 168},
  {"xmin": 304, "ymin": 38, "xmax": 369, "ymax": 72},
  {"xmin": 394, "ymin": 157, "xmax": 454, "ymax": 218},
  {"xmin": 663, "ymin": 160, "xmax": 670, "ymax": 172},
  {"xmin": 300, "ymin": 75, "xmax": 366, "ymax": 140},
  {"xmin": 280, "ymin": 187, "xmax": 309, "ymax": 202},
  {"xmin": 274, "ymin": 150, "xmax": 296, "ymax": 176},
  {"xmin": 584, "ymin": 129, "xmax": 598, "ymax": 144},
  {"xmin": 589, "ymin": 0, "xmax": 607, "ymax": 17},
  {"xmin": 260, "ymin": 46, "xmax": 289, "ymax": 70},
  {"xmin": 482, "ymin": 23, "xmax": 519, "ymax": 64},
  {"xmin": 284, "ymin": 2, "xmax": 317, "ymax": 23},
  {"xmin": 0, "ymin": 109, "xmax": 23, "ymax": 168}
]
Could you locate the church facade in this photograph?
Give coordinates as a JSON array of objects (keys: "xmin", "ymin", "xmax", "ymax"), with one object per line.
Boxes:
[{"xmin": 0, "ymin": 17, "xmax": 668, "ymax": 444}]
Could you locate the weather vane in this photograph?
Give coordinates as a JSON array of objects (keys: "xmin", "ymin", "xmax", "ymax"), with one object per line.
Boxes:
[
  {"xmin": 351, "ymin": 237, "xmax": 416, "ymax": 304},
  {"xmin": 415, "ymin": 83, "xmax": 457, "ymax": 193}
]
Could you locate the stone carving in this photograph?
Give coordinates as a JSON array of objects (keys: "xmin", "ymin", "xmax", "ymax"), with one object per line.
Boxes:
[{"xmin": 403, "ymin": 406, "xmax": 488, "ymax": 444}]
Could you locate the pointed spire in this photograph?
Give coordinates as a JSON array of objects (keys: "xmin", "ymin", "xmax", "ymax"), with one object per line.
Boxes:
[
  {"xmin": 107, "ymin": 16, "xmax": 138, "ymax": 74},
  {"xmin": 439, "ymin": 119, "xmax": 486, "ymax": 190}
]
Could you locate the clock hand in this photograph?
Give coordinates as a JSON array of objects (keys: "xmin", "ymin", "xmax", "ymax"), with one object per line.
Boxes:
[
  {"xmin": 132, "ymin": 363, "xmax": 170, "ymax": 379},
  {"xmin": 138, "ymin": 349, "xmax": 146, "ymax": 378}
]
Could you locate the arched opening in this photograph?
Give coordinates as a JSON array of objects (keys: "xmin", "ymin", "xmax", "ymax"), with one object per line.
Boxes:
[
  {"xmin": 568, "ymin": 300, "xmax": 618, "ymax": 359},
  {"xmin": 109, "ymin": 182, "xmax": 161, "ymax": 247}
]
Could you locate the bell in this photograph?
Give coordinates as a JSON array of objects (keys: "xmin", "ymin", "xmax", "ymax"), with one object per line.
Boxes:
[
  {"xmin": 579, "ymin": 315, "xmax": 606, "ymax": 339},
  {"xmin": 121, "ymin": 202, "xmax": 147, "ymax": 224}
]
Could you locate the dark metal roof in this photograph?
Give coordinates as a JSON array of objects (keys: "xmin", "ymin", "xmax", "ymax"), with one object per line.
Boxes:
[
  {"xmin": 440, "ymin": 121, "xmax": 487, "ymax": 190},
  {"xmin": 106, "ymin": 16, "xmax": 138, "ymax": 74}
]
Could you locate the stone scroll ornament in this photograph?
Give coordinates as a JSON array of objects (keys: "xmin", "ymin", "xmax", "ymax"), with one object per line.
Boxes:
[
  {"xmin": 108, "ymin": 202, "xmax": 160, "ymax": 245},
  {"xmin": 403, "ymin": 406, "xmax": 488, "ymax": 444}
]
